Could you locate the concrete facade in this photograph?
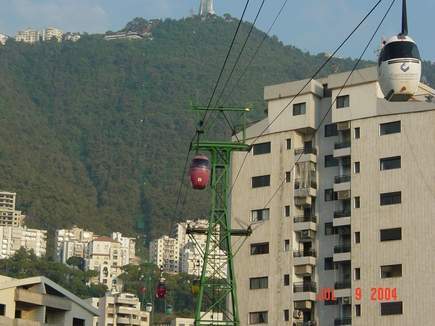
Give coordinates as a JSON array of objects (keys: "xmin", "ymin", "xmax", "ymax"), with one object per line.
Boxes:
[
  {"xmin": 0, "ymin": 191, "xmax": 25, "ymax": 227},
  {"xmin": 149, "ymin": 235, "xmax": 180, "ymax": 273},
  {"xmin": 0, "ymin": 226, "xmax": 47, "ymax": 259},
  {"xmin": 0, "ymin": 275, "xmax": 98, "ymax": 325},
  {"xmin": 15, "ymin": 29, "xmax": 40, "ymax": 43},
  {"xmin": 231, "ymin": 67, "xmax": 435, "ymax": 325}
]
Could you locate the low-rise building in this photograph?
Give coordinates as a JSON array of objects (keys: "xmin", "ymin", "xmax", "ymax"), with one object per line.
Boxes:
[
  {"xmin": 0, "ymin": 275, "xmax": 99, "ymax": 325},
  {"xmin": 15, "ymin": 28, "xmax": 40, "ymax": 43},
  {"xmin": 96, "ymin": 292, "xmax": 149, "ymax": 326},
  {"xmin": 55, "ymin": 226, "xmax": 94, "ymax": 263},
  {"xmin": 42, "ymin": 27, "xmax": 63, "ymax": 42},
  {"xmin": 0, "ymin": 226, "xmax": 47, "ymax": 259},
  {"xmin": 0, "ymin": 191, "xmax": 25, "ymax": 227},
  {"xmin": 64, "ymin": 32, "xmax": 81, "ymax": 42}
]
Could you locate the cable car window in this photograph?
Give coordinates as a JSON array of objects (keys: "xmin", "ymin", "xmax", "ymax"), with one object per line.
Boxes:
[
  {"xmin": 380, "ymin": 41, "xmax": 420, "ymax": 63},
  {"xmin": 191, "ymin": 158, "xmax": 210, "ymax": 167}
]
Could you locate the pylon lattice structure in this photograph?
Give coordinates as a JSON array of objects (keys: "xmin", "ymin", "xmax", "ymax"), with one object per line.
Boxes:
[
  {"xmin": 188, "ymin": 106, "xmax": 251, "ymax": 325},
  {"xmin": 199, "ymin": 0, "xmax": 215, "ymax": 16}
]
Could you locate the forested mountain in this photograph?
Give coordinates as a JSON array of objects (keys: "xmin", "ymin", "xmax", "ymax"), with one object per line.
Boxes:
[{"xmin": 0, "ymin": 16, "xmax": 434, "ymax": 241}]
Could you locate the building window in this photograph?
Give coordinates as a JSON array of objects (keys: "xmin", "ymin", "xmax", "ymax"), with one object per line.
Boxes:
[
  {"xmin": 0, "ymin": 304, "xmax": 5, "ymax": 316},
  {"xmin": 324, "ymin": 257, "xmax": 334, "ymax": 270},
  {"xmin": 354, "ymin": 161, "xmax": 360, "ymax": 174},
  {"xmin": 354, "ymin": 127, "xmax": 360, "ymax": 139},
  {"xmin": 286, "ymin": 138, "xmax": 292, "ymax": 149},
  {"xmin": 380, "ymin": 191, "xmax": 401, "ymax": 206},
  {"xmin": 381, "ymin": 302, "xmax": 403, "ymax": 315},
  {"xmin": 252, "ymin": 175, "xmax": 270, "ymax": 188},
  {"xmin": 283, "ymin": 274, "xmax": 290, "ymax": 286},
  {"xmin": 325, "ymin": 123, "xmax": 338, "ymax": 137},
  {"xmin": 324, "ymin": 189, "xmax": 337, "ymax": 201},
  {"xmin": 355, "ymin": 304, "xmax": 361, "ymax": 317},
  {"xmin": 354, "ymin": 268, "xmax": 361, "ymax": 280},
  {"xmin": 336, "ymin": 95, "xmax": 350, "ymax": 108},
  {"xmin": 284, "ymin": 309, "xmax": 289, "ymax": 321},
  {"xmin": 325, "ymin": 155, "xmax": 339, "ymax": 167},
  {"xmin": 325, "ymin": 222, "xmax": 334, "ymax": 235},
  {"xmin": 250, "ymin": 242, "xmax": 269, "ymax": 255},
  {"xmin": 250, "ymin": 276, "xmax": 268, "ymax": 289},
  {"xmin": 73, "ymin": 318, "xmax": 85, "ymax": 326},
  {"xmin": 284, "ymin": 239, "xmax": 290, "ymax": 252},
  {"xmin": 355, "ymin": 232, "xmax": 360, "ymax": 244},
  {"xmin": 251, "ymin": 208, "xmax": 270, "ymax": 222},
  {"xmin": 293, "ymin": 102, "xmax": 306, "ymax": 115},
  {"xmin": 284, "ymin": 205, "xmax": 290, "ymax": 217},
  {"xmin": 380, "ymin": 121, "xmax": 401, "ymax": 135},
  {"xmin": 253, "ymin": 142, "xmax": 271, "ymax": 155},
  {"xmin": 380, "ymin": 156, "xmax": 401, "ymax": 170},
  {"xmin": 381, "ymin": 264, "xmax": 402, "ymax": 278},
  {"xmin": 249, "ymin": 311, "xmax": 268, "ymax": 324},
  {"xmin": 354, "ymin": 196, "xmax": 360, "ymax": 208},
  {"xmin": 285, "ymin": 171, "xmax": 291, "ymax": 183},
  {"xmin": 380, "ymin": 228, "xmax": 402, "ymax": 241}
]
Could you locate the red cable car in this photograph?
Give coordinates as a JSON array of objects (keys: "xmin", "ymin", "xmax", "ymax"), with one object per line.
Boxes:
[
  {"xmin": 189, "ymin": 155, "xmax": 211, "ymax": 190},
  {"xmin": 155, "ymin": 278, "xmax": 167, "ymax": 299}
]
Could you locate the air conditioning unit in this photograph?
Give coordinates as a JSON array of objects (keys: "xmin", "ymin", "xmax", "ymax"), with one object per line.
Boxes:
[
  {"xmin": 342, "ymin": 296, "xmax": 352, "ymax": 304},
  {"xmin": 293, "ymin": 310, "xmax": 303, "ymax": 319},
  {"xmin": 336, "ymin": 121, "xmax": 350, "ymax": 131},
  {"xmin": 337, "ymin": 190, "xmax": 351, "ymax": 200}
]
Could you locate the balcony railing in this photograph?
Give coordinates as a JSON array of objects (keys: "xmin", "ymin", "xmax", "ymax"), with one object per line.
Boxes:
[
  {"xmin": 294, "ymin": 179, "xmax": 318, "ymax": 190},
  {"xmin": 334, "ymin": 141, "xmax": 351, "ymax": 150},
  {"xmin": 294, "ymin": 215, "xmax": 317, "ymax": 223},
  {"xmin": 293, "ymin": 281, "xmax": 317, "ymax": 293},
  {"xmin": 294, "ymin": 321, "xmax": 317, "ymax": 326},
  {"xmin": 295, "ymin": 147, "xmax": 318, "ymax": 155},
  {"xmin": 334, "ymin": 281, "xmax": 351, "ymax": 290},
  {"xmin": 334, "ymin": 317, "xmax": 352, "ymax": 325},
  {"xmin": 293, "ymin": 249, "xmax": 316, "ymax": 258},
  {"xmin": 334, "ymin": 175, "xmax": 351, "ymax": 184},
  {"xmin": 333, "ymin": 210, "xmax": 351, "ymax": 218},
  {"xmin": 334, "ymin": 244, "xmax": 351, "ymax": 253}
]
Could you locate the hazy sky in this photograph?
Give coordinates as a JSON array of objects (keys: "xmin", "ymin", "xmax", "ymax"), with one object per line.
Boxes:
[{"xmin": 0, "ymin": 0, "xmax": 434, "ymax": 61}]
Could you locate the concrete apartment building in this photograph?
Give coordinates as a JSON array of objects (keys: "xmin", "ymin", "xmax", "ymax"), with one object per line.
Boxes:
[
  {"xmin": 55, "ymin": 226, "xmax": 95, "ymax": 263},
  {"xmin": 0, "ymin": 191, "xmax": 25, "ymax": 227},
  {"xmin": 149, "ymin": 235, "xmax": 180, "ymax": 273},
  {"xmin": 231, "ymin": 66, "xmax": 435, "ymax": 325},
  {"xmin": 42, "ymin": 27, "xmax": 63, "ymax": 42},
  {"xmin": 0, "ymin": 226, "xmax": 47, "ymax": 259},
  {"xmin": 0, "ymin": 33, "xmax": 8, "ymax": 45},
  {"xmin": 15, "ymin": 29, "xmax": 40, "ymax": 43},
  {"xmin": 0, "ymin": 275, "xmax": 98, "ymax": 325},
  {"xmin": 94, "ymin": 292, "xmax": 149, "ymax": 326}
]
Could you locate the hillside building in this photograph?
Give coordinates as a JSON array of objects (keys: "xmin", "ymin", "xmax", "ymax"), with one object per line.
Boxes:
[
  {"xmin": 94, "ymin": 292, "xmax": 149, "ymax": 326},
  {"xmin": 231, "ymin": 66, "xmax": 435, "ymax": 325},
  {"xmin": 15, "ymin": 28, "xmax": 40, "ymax": 43},
  {"xmin": 149, "ymin": 235, "xmax": 179, "ymax": 273},
  {"xmin": 0, "ymin": 33, "xmax": 8, "ymax": 45},
  {"xmin": 55, "ymin": 226, "xmax": 95, "ymax": 263},
  {"xmin": 0, "ymin": 275, "xmax": 98, "ymax": 325},
  {"xmin": 64, "ymin": 32, "xmax": 81, "ymax": 42},
  {"xmin": 0, "ymin": 226, "xmax": 47, "ymax": 259},
  {"xmin": 199, "ymin": 0, "xmax": 215, "ymax": 16},
  {"xmin": 0, "ymin": 191, "xmax": 25, "ymax": 227},
  {"xmin": 42, "ymin": 27, "xmax": 63, "ymax": 42}
]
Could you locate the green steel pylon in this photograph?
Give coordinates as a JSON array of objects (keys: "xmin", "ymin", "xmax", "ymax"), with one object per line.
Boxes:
[{"xmin": 188, "ymin": 106, "xmax": 251, "ymax": 325}]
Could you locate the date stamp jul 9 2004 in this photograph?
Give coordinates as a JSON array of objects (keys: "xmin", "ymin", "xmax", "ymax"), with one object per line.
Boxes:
[{"xmin": 316, "ymin": 287, "xmax": 398, "ymax": 302}]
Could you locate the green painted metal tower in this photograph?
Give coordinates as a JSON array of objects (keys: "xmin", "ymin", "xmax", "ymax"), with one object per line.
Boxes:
[{"xmin": 187, "ymin": 106, "xmax": 251, "ymax": 325}]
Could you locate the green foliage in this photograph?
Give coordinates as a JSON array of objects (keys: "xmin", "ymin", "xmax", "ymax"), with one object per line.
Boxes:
[
  {"xmin": 0, "ymin": 16, "xmax": 433, "ymax": 243},
  {"xmin": 0, "ymin": 248, "xmax": 107, "ymax": 298}
]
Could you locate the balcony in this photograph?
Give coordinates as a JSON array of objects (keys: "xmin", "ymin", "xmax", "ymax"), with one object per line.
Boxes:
[
  {"xmin": 334, "ymin": 317, "xmax": 352, "ymax": 326},
  {"xmin": 293, "ymin": 249, "xmax": 316, "ymax": 258},
  {"xmin": 334, "ymin": 175, "xmax": 351, "ymax": 192},
  {"xmin": 334, "ymin": 244, "xmax": 351, "ymax": 254},
  {"xmin": 334, "ymin": 210, "xmax": 351, "ymax": 219},
  {"xmin": 333, "ymin": 141, "xmax": 351, "ymax": 158},
  {"xmin": 333, "ymin": 210, "xmax": 351, "ymax": 227},
  {"xmin": 334, "ymin": 281, "xmax": 351, "ymax": 290},
  {"xmin": 294, "ymin": 215, "xmax": 317, "ymax": 232},
  {"xmin": 334, "ymin": 175, "xmax": 351, "ymax": 184},
  {"xmin": 293, "ymin": 282, "xmax": 317, "ymax": 293},
  {"xmin": 294, "ymin": 321, "xmax": 317, "ymax": 326},
  {"xmin": 293, "ymin": 249, "xmax": 316, "ymax": 270},
  {"xmin": 294, "ymin": 148, "xmax": 317, "ymax": 163},
  {"xmin": 296, "ymin": 229, "xmax": 316, "ymax": 243},
  {"xmin": 294, "ymin": 180, "xmax": 317, "ymax": 206}
]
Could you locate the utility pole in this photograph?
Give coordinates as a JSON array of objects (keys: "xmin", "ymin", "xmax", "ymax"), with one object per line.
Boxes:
[{"xmin": 188, "ymin": 106, "xmax": 251, "ymax": 325}]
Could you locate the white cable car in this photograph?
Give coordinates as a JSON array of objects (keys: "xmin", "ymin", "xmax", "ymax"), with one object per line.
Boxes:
[{"xmin": 378, "ymin": 0, "xmax": 421, "ymax": 101}]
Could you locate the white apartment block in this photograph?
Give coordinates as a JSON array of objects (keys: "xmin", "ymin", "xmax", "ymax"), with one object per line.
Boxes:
[
  {"xmin": 0, "ymin": 191, "xmax": 25, "ymax": 227},
  {"xmin": 0, "ymin": 226, "xmax": 47, "ymax": 258},
  {"xmin": 15, "ymin": 28, "xmax": 40, "ymax": 43},
  {"xmin": 231, "ymin": 66, "xmax": 435, "ymax": 325},
  {"xmin": 64, "ymin": 32, "xmax": 81, "ymax": 42},
  {"xmin": 0, "ymin": 33, "xmax": 8, "ymax": 45},
  {"xmin": 175, "ymin": 220, "xmax": 227, "ymax": 277},
  {"xmin": 92, "ymin": 292, "xmax": 149, "ymax": 326},
  {"xmin": 149, "ymin": 235, "xmax": 179, "ymax": 273},
  {"xmin": 55, "ymin": 226, "xmax": 95, "ymax": 263},
  {"xmin": 42, "ymin": 27, "xmax": 63, "ymax": 42}
]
